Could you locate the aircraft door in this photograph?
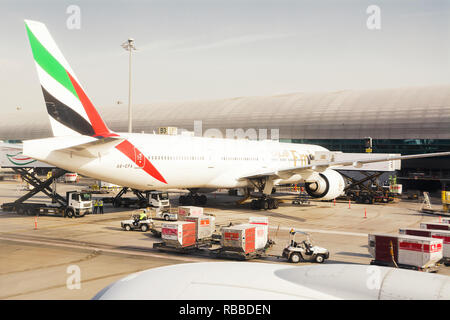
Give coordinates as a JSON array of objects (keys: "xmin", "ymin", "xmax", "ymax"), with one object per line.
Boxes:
[{"xmin": 207, "ymin": 145, "xmax": 217, "ymax": 169}]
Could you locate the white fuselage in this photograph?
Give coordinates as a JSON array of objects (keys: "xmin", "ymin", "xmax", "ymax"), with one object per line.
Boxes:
[{"xmin": 25, "ymin": 133, "xmax": 329, "ymax": 191}]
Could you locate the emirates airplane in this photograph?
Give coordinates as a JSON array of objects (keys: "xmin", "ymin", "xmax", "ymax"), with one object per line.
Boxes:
[{"xmin": 22, "ymin": 20, "xmax": 450, "ymax": 210}]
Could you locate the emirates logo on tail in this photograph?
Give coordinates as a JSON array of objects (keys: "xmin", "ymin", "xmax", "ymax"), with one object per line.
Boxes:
[{"xmin": 25, "ymin": 19, "xmax": 167, "ymax": 185}]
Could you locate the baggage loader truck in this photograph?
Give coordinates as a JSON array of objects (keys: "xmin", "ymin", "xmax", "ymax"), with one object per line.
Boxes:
[{"xmin": 2, "ymin": 190, "xmax": 92, "ymax": 218}]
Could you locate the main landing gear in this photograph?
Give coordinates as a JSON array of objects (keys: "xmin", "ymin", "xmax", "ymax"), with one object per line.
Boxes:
[
  {"xmin": 179, "ymin": 192, "xmax": 207, "ymax": 206},
  {"xmin": 246, "ymin": 177, "xmax": 280, "ymax": 210},
  {"xmin": 250, "ymin": 197, "xmax": 279, "ymax": 210}
]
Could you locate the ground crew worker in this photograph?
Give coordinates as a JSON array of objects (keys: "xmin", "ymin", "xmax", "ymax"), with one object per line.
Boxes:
[
  {"xmin": 93, "ymin": 199, "xmax": 98, "ymax": 214},
  {"xmin": 98, "ymin": 199, "xmax": 104, "ymax": 214},
  {"xmin": 139, "ymin": 210, "xmax": 147, "ymax": 220}
]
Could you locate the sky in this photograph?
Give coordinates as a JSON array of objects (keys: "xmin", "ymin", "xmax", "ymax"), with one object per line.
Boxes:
[{"xmin": 1, "ymin": 0, "xmax": 449, "ymax": 116}]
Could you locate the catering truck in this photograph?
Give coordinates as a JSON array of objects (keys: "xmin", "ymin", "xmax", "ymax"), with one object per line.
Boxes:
[
  {"xmin": 2, "ymin": 190, "xmax": 93, "ymax": 218},
  {"xmin": 108, "ymin": 190, "xmax": 171, "ymax": 211}
]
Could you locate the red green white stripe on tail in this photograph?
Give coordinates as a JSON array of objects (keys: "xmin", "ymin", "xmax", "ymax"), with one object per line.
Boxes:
[
  {"xmin": 24, "ymin": 20, "xmax": 167, "ymax": 184},
  {"xmin": 25, "ymin": 20, "xmax": 112, "ymax": 138}
]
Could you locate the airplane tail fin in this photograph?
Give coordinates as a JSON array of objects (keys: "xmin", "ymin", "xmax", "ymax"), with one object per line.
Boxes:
[{"xmin": 24, "ymin": 20, "xmax": 114, "ymax": 138}]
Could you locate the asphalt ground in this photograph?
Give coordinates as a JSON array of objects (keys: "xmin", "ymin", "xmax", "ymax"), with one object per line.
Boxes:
[{"xmin": 0, "ymin": 179, "xmax": 448, "ymax": 299}]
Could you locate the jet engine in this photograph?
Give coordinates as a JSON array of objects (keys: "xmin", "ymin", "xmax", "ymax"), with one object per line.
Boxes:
[{"xmin": 304, "ymin": 169, "xmax": 345, "ymax": 200}]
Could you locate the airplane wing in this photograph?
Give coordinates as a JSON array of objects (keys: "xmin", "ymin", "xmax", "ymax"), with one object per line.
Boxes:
[
  {"xmin": 54, "ymin": 137, "xmax": 125, "ymax": 158},
  {"xmin": 93, "ymin": 262, "xmax": 450, "ymax": 300},
  {"xmin": 239, "ymin": 151, "xmax": 450, "ymax": 181}
]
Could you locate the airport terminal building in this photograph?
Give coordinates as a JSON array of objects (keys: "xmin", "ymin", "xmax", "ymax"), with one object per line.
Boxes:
[
  {"xmin": 2, "ymin": 85, "xmax": 450, "ymax": 188},
  {"xmin": 105, "ymin": 85, "xmax": 450, "ymax": 188}
]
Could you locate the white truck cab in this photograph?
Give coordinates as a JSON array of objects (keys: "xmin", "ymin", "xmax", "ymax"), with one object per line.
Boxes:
[
  {"xmin": 148, "ymin": 191, "xmax": 170, "ymax": 210},
  {"xmin": 66, "ymin": 191, "xmax": 93, "ymax": 217}
]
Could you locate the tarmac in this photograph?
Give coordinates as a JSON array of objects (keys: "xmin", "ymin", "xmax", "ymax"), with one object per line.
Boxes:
[{"xmin": 0, "ymin": 179, "xmax": 449, "ymax": 299}]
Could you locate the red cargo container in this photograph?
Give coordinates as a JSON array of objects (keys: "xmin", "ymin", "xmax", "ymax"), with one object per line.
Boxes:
[
  {"xmin": 420, "ymin": 222, "xmax": 450, "ymax": 231},
  {"xmin": 399, "ymin": 228, "xmax": 450, "ymax": 261},
  {"xmin": 368, "ymin": 233, "xmax": 443, "ymax": 270},
  {"xmin": 370, "ymin": 234, "xmax": 399, "ymax": 262},
  {"xmin": 249, "ymin": 217, "xmax": 269, "ymax": 250},
  {"xmin": 221, "ymin": 224, "xmax": 257, "ymax": 254},
  {"xmin": 178, "ymin": 206, "xmax": 203, "ymax": 219},
  {"xmin": 161, "ymin": 221, "xmax": 196, "ymax": 248},
  {"xmin": 184, "ymin": 215, "xmax": 215, "ymax": 240}
]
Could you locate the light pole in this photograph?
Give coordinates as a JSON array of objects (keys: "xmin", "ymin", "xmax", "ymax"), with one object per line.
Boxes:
[{"xmin": 121, "ymin": 38, "xmax": 136, "ymax": 133}]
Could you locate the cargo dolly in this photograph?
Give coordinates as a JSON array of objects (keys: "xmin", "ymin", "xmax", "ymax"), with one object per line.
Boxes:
[
  {"xmin": 153, "ymin": 237, "xmax": 274, "ymax": 261},
  {"xmin": 152, "ymin": 218, "xmax": 274, "ymax": 261},
  {"xmin": 369, "ymin": 259, "xmax": 440, "ymax": 273},
  {"xmin": 153, "ymin": 238, "xmax": 214, "ymax": 253},
  {"xmin": 208, "ymin": 241, "xmax": 274, "ymax": 261},
  {"xmin": 368, "ymin": 233, "xmax": 443, "ymax": 273}
]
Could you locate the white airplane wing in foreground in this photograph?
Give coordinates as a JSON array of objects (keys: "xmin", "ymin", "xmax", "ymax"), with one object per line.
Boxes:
[
  {"xmin": 93, "ymin": 262, "xmax": 450, "ymax": 300},
  {"xmin": 239, "ymin": 151, "xmax": 450, "ymax": 181}
]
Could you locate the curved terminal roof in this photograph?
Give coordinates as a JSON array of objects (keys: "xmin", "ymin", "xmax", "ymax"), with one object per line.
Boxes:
[{"xmin": 1, "ymin": 85, "xmax": 450, "ymax": 140}]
